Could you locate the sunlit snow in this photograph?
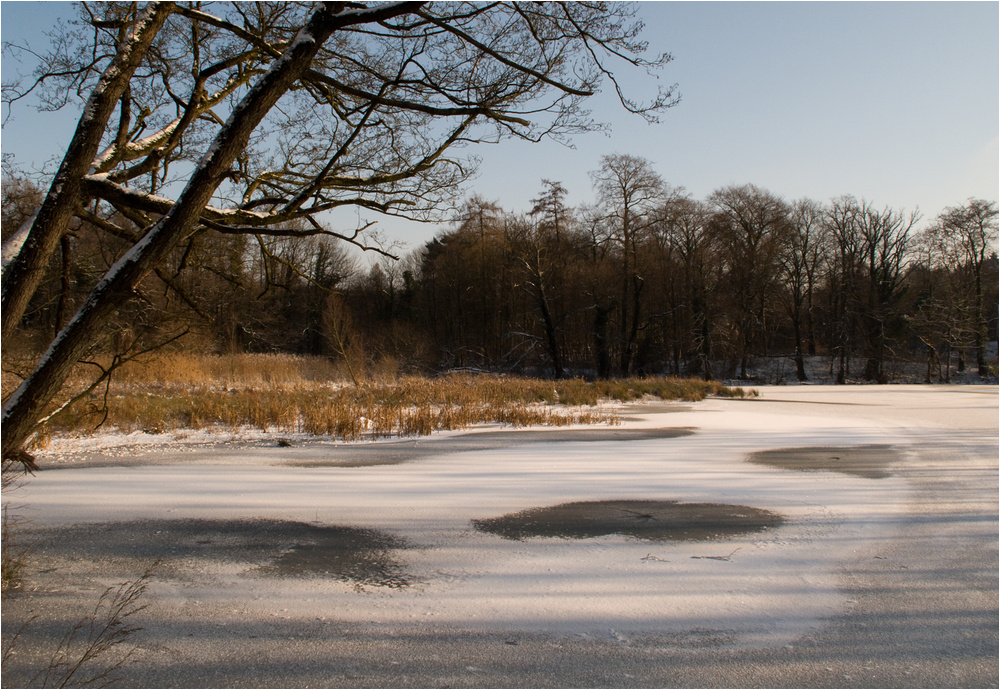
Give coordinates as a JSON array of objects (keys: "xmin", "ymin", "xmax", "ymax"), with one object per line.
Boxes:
[{"xmin": 14, "ymin": 385, "xmax": 998, "ymax": 647}]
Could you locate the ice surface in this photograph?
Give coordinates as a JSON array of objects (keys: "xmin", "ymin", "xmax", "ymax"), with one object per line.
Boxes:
[{"xmin": 14, "ymin": 385, "xmax": 999, "ymax": 647}]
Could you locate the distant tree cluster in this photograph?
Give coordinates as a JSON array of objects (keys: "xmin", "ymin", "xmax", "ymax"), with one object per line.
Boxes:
[
  {"xmin": 407, "ymin": 167, "xmax": 998, "ymax": 383},
  {"xmin": 5, "ymin": 156, "xmax": 997, "ymax": 387}
]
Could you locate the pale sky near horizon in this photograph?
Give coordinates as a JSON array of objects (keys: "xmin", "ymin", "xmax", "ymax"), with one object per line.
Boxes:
[{"xmin": 1, "ymin": 1, "xmax": 997, "ymax": 256}]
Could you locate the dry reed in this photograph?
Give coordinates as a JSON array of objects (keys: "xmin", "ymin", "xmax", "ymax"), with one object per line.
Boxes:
[{"xmin": 4, "ymin": 353, "xmax": 751, "ymax": 446}]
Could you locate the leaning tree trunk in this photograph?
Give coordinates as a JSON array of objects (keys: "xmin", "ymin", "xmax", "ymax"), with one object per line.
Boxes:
[
  {"xmin": 0, "ymin": 2, "xmax": 175, "ymax": 342},
  {"xmin": 2, "ymin": 2, "xmax": 421, "ymax": 462}
]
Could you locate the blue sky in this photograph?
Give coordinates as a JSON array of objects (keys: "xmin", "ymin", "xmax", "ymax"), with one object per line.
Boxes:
[{"xmin": 2, "ymin": 1, "xmax": 997, "ymax": 253}]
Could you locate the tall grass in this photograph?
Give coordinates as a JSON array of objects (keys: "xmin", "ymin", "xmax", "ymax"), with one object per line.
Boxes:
[
  {"xmin": 2, "ymin": 567, "xmax": 154, "ymax": 688},
  {"xmin": 1, "ymin": 505, "xmax": 27, "ymax": 596},
  {"xmin": 4, "ymin": 354, "xmax": 750, "ymax": 445}
]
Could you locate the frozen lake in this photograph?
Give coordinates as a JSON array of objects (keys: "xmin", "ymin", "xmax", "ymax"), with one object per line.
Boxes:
[{"xmin": 3, "ymin": 385, "xmax": 997, "ymax": 687}]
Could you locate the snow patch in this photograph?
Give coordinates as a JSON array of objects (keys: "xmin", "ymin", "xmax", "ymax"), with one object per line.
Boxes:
[{"xmin": 0, "ymin": 210, "xmax": 38, "ymax": 274}]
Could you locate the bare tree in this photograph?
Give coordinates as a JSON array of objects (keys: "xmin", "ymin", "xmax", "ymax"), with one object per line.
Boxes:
[
  {"xmin": 519, "ymin": 179, "xmax": 578, "ymax": 378},
  {"xmin": 505, "ymin": 207, "xmax": 574, "ymax": 378},
  {"xmin": 589, "ymin": 153, "xmax": 666, "ymax": 375},
  {"xmin": 857, "ymin": 202, "xmax": 918, "ymax": 382},
  {"xmin": 925, "ymin": 199, "xmax": 998, "ymax": 376},
  {"xmin": 780, "ymin": 198, "xmax": 826, "ymax": 381},
  {"xmin": 2, "ymin": 2, "xmax": 679, "ymax": 462},
  {"xmin": 658, "ymin": 196, "xmax": 715, "ymax": 378},
  {"xmin": 823, "ymin": 196, "xmax": 863, "ymax": 383},
  {"xmin": 706, "ymin": 184, "xmax": 791, "ymax": 379},
  {"xmin": 823, "ymin": 196, "xmax": 917, "ymax": 383},
  {"xmin": 322, "ymin": 292, "xmax": 363, "ymax": 385}
]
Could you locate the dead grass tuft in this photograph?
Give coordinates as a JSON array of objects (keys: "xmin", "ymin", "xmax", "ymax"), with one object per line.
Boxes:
[
  {"xmin": 2, "ymin": 566, "xmax": 154, "ymax": 688},
  {"xmin": 1, "ymin": 505, "xmax": 28, "ymax": 597},
  {"xmin": 10, "ymin": 354, "xmax": 743, "ymax": 443}
]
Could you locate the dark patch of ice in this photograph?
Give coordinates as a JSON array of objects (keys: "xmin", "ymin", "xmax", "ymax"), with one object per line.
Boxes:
[
  {"xmin": 472, "ymin": 500, "xmax": 783, "ymax": 542},
  {"xmin": 747, "ymin": 445, "xmax": 897, "ymax": 479}
]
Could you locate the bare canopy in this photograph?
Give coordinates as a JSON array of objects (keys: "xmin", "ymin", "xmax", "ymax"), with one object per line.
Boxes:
[{"xmin": 1, "ymin": 1, "xmax": 677, "ymax": 463}]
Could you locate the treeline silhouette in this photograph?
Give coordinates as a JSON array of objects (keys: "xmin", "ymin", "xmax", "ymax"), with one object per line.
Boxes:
[{"xmin": 5, "ymin": 156, "xmax": 997, "ymax": 383}]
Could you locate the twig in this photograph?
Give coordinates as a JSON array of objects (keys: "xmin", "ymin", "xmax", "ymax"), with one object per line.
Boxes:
[
  {"xmin": 691, "ymin": 547, "xmax": 742, "ymax": 561},
  {"xmin": 619, "ymin": 508, "xmax": 655, "ymax": 521}
]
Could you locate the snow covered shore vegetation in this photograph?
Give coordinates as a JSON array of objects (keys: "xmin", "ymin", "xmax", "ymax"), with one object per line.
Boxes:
[{"xmin": 2, "ymin": 353, "xmax": 748, "ymax": 449}]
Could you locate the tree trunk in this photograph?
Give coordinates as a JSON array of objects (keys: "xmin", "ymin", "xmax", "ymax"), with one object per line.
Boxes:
[
  {"xmin": 863, "ymin": 317, "xmax": 885, "ymax": 382},
  {"xmin": 805, "ymin": 279, "xmax": 817, "ymax": 356},
  {"xmin": 924, "ymin": 343, "xmax": 937, "ymax": 384},
  {"xmin": 534, "ymin": 281, "xmax": 564, "ymax": 379},
  {"xmin": 620, "ymin": 273, "xmax": 643, "ymax": 376},
  {"xmin": 3, "ymin": 2, "xmax": 420, "ymax": 461},
  {"xmin": 593, "ymin": 300, "xmax": 613, "ymax": 380},
  {"xmin": 863, "ymin": 357, "xmax": 884, "ymax": 384},
  {"xmin": 974, "ymin": 263, "xmax": 987, "ymax": 376},
  {"xmin": 862, "ymin": 310, "xmax": 887, "ymax": 383},
  {"xmin": 0, "ymin": 2, "xmax": 175, "ymax": 342},
  {"xmin": 791, "ymin": 310, "xmax": 807, "ymax": 382},
  {"xmin": 794, "ymin": 348, "xmax": 807, "ymax": 382},
  {"xmin": 699, "ymin": 308, "xmax": 712, "ymax": 381},
  {"xmin": 54, "ymin": 234, "xmax": 74, "ymax": 335}
]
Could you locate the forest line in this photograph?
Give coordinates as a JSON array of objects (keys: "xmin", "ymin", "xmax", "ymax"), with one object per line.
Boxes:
[{"xmin": 4, "ymin": 154, "xmax": 997, "ymax": 385}]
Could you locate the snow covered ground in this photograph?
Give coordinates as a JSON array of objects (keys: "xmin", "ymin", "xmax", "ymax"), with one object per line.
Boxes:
[{"xmin": 3, "ymin": 384, "xmax": 997, "ymax": 687}]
